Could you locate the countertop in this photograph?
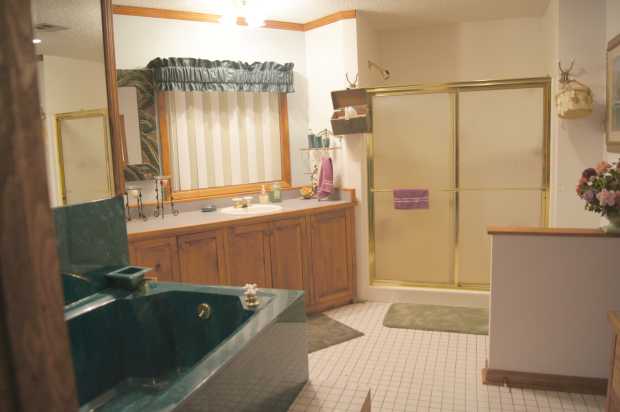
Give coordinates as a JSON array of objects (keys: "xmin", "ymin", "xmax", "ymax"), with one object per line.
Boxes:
[
  {"xmin": 487, "ymin": 225, "xmax": 620, "ymax": 237},
  {"xmin": 127, "ymin": 196, "xmax": 354, "ymax": 238}
]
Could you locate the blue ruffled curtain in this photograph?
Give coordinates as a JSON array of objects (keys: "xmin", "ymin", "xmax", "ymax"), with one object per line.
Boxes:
[{"xmin": 147, "ymin": 57, "xmax": 295, "ymax": 93}]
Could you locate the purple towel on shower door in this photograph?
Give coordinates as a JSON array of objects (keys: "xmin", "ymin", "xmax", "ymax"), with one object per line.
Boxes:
[
  {"xmin": 393, "ymin": 189, "xmax": 429, "ymax": 209},
  {"xmin": 317, "ymin": 157, "xmax": 334, "ymax": 199}
]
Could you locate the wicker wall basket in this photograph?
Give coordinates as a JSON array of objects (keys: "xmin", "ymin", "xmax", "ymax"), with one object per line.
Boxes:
[{"xmin": 556, "ymin": 80, "xmax": 593, "ymax": 119}]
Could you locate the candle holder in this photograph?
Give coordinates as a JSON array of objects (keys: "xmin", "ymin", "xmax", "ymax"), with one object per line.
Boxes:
[
  {"xmin": 153, "ymin": 176, "xmax": 179, "ymax": 219},
  {"xmin": 125, "ymin": 186, "xmax": 147, "ymax": 221}
]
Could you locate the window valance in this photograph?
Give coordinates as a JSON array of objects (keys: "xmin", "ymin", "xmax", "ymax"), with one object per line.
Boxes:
[{"xmin": 146, "ymin": 58, "xmax": 295, "ymax": 93}]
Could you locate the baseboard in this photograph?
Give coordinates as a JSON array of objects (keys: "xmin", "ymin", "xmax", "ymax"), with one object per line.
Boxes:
[{"xmin": 482, "ymin": 368, "xmax": 607, "ymax": 395}]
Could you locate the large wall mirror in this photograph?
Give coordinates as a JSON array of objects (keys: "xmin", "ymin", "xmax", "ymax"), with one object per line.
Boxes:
[{"xmin": 32, "ymin": 0, "xmax": 122, "ymax": 206}]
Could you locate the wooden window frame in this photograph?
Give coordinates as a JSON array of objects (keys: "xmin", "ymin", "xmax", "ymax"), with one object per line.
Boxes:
[{"xmin": 157, "ymin": 92, "xmax": 292, "ymax": 201}]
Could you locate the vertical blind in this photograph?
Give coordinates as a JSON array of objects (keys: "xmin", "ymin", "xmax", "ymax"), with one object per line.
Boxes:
[{"xmin": 166, "ymin": 91, "xmax": 282, "ymax": 191}]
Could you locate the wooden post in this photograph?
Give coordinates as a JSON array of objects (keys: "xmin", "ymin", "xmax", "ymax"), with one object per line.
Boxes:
[{"xmin": 0, "ymin": 0, "xmax": 79, "ymax": 410}]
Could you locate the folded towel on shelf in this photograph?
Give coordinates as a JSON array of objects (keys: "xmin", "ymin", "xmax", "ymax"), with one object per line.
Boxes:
[
  {"xmin": 393, "ymin": 189, "xmax": 429, "ymax": 210},
  {"xmin": 317, "ymin": 157, "xmax": 334, "ymax": 199}
]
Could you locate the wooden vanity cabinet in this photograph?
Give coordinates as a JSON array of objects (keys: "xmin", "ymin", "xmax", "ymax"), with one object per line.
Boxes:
[
  {"xmin": 608, "ymin": 311, "xmax": 620, "ymax": 411},
  {"xmin": 178, "ymin": 230, "xmax": 227, "ymax": 285},
  {"xmin": 307, "ymin": 209, "xmax": 356, "ymax": 312},
  {"xmin": 128, "ymin": 236, "xmax": 180, "ymax": 282},
  {"xmin": 227, "ymin": 222, "xmax": 273, "ymax": 288},
  {"xmin": 128, "ymin": 204, "xmax": 356, "ymax": 313},
  {"xmin": 269, "ymin": 217, "xmax": 309, "ymax": 305}
]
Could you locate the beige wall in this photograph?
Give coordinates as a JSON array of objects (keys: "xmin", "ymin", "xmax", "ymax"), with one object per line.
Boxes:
[
  {"xmin": 39, "ymin": 55, "xmax": 108, "ymax": 206},
  {"xmin": 375, "ymin": 17, "xmax": 547, "ymax": 86},
  {"xmin": 551, "ymin": 0, "xmax": 606, "ymax": 228}
]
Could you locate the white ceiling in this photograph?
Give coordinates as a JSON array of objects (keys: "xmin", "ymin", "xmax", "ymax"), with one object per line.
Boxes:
[
  {"xmin": 29, "ymin": 0, "xmax": 551, "ymax": 62},
  {"xmin": 31, "ymin": 0, "xmax": 105, "ymax": 62},
  {"xmin": 113, "ymin": 0, "xmax": 551, "ymax": 30}
]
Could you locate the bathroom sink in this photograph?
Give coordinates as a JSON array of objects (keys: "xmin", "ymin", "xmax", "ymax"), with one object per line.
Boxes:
[{"xmin": 220, "ymin": 204, "xmax": 283, "ymax": 216}]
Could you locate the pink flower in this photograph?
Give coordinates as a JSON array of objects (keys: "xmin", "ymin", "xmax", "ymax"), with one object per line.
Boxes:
[
  {"xmin": 578, "ymin": 176, "xmax": 587, "ymax": 185},
  {"xmin": 597, "ymin": 189, "xmax": 617, "ymax": 207},
  {"xmin": 596, "ymin": 161, "xmax": 611, "ymax": 174}
]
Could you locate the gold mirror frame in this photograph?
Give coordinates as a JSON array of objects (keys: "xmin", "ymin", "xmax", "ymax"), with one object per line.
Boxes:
[{"xmin": 54, "ymin": 109, "xmax": 114, "ymax": 205}]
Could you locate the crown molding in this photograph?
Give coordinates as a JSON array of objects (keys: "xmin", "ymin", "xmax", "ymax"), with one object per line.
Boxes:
[{"xmin": 111, "ymin": 5, "xmax": 356, "ymax": 32}]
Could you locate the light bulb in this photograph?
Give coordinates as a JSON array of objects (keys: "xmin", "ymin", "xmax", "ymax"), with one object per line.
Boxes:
[
  {"xmin": 218, "ymin": 13, "xmax": 237, "ymax": 27},
  {"xmin": 32, "ymin": 38, "xmax": 42, "ymax": 44}
]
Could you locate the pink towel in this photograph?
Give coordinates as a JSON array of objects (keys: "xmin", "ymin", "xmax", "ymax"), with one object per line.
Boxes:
[
  {"xmin": 317, "ymin": 157, "xmax": 334, "ymax": 199},
  {"xmin": 393, "ymin": 189, "xmax": 429, "ymax": 209}
]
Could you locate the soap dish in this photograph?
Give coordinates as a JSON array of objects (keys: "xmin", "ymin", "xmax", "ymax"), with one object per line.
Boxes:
[{"xmin": 105, "ymin": 266, "xmax": 152, "ymax": 289}]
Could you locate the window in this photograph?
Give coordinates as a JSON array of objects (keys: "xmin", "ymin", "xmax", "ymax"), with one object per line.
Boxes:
[{"xmin": 162, "ymin": 91, "xmax": 288, "ymax": 194}]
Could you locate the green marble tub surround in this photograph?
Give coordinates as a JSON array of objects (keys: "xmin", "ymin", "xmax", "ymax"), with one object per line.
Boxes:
[
  {"xmin": 53, "ymin": 195, "xmax": 130, "ymax": 304},
  {"xmin": 66, "ymin": 283, "xmax": 307, "ymax": 411}
]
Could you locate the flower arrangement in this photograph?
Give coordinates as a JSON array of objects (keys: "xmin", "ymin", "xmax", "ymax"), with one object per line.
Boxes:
[{"xmin": 576, "ymin": 160, "xmax": 620, "ymax": 219}]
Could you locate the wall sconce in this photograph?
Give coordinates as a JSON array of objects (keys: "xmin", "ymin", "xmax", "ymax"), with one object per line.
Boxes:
[{"xmin": 556, "ymin": 60, "xmax": 593, "ymax": 119}]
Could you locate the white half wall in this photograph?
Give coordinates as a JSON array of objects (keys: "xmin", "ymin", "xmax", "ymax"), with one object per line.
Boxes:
[{"xmin": 488, "ymin": 233, "xmax": 620, "ymax": 378}]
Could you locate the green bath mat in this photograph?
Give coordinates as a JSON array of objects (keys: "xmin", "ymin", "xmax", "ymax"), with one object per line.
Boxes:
[
  {"xmin": 383, "ymin": 303, "xmax": 489, "ymax": 335},
  {"xmin": 306, "ymin": 313, "xmax": 364, "ymax": 353}
]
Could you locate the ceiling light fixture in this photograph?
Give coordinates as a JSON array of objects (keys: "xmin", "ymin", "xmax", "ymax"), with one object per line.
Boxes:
[
  {"xmin": 32, "ymin": 38, "xmax": 42, "ymax": 44},
  {"xmin": 217, "ymin": 0, "xmax": 265, "ymax": 29}
]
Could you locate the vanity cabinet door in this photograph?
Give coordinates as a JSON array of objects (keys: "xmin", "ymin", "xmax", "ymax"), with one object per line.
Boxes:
[
  {"xmin": 227, "ymin": 222, "xmax": 272, "ymax": 288},
  {"xmin": 129, "ymin": 237, "xmax": 180, "ymax": 282},
  {"xmin": 308, "ymin": 209, "xmax": 355, "ymax": 311},
  {"xmin": 178, "ymin": 230, "xmax": 227, "ymax": 285},
  {"xmin": 270, "ymin": 217, "xmax": 308, "ymax": 303}
]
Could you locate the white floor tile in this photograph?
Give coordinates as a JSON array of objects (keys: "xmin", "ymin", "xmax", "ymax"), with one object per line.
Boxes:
[{"xmin": 291, "ymin": 302, "xmax": 606, "ymax": 412}]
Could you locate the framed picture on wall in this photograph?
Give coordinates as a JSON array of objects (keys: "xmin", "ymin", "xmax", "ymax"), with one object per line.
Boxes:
[{"xmin": 607, "ymin": 34, "xmax": 620, "ymax": 147}]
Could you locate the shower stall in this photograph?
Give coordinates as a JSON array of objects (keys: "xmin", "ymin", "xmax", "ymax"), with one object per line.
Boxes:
[{"xmin": 367, "ymin": 78, "xmax": 550, "ymax": 290}]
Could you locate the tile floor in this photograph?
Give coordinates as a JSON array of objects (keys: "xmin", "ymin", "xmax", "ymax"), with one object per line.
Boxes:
[{"xmin": 289, "ymin": 302, "xmax": 606, "ymax": 412}]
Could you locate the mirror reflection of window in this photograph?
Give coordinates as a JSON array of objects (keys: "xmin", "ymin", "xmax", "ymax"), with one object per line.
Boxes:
[
  {"xmin": 164, "ymin": 91, "xmax": 283, "ymax": 191},
  {"xmin": 32, "ymin": 0, "xmax": 112, "ymax": 206}
]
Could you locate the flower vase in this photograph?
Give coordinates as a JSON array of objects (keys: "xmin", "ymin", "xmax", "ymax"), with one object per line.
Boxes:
[{"xmin": 604, "ymin": 213, "xmax": 620, "ymax": 234}]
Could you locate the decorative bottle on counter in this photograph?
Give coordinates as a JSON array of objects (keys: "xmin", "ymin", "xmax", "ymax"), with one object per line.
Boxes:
[
  {"xmin": 259, "ymin": 185, "xmax": 269, "ymax": 204},
  {"xmin": 269, "ymin": 182, "xmax": 282, "ymax": 203}
]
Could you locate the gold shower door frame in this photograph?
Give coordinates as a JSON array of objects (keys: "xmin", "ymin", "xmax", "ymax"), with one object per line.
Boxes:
[{"xmin": 367, "ymin": 77, "xmax": 551, "ymax": 291}]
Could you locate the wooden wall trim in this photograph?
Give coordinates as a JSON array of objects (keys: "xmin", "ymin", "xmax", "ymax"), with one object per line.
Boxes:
[
  {"xmin": 112, "ymin": 5, "xmax": 356, "ymax": 32},
  {"xmin": 608, "ymin": 33, "xmax": 620, "ymax": 51},
  {"xmin": 102, "ymin": 0, "xmax": 125, "ymax": 195},
  {"xmin": 303, "ymin": 10, "xmax": 357, "ymax": 31},
  {"xmin": 0, "ymin": 0, "xmax": 79, "ymax": 409},
  {"xmin": 482, "ymin": 368, "xmax": 608, "ymax": 395},
  {"xmin": 278, "ymin": 93, "xmax": 292, "ymax": 186}
]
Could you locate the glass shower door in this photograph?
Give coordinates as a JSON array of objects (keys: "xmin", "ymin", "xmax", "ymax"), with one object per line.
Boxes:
[
  {"xmin": 457, "ymin": 88, "xmax": 546, "ymax": 286},
  {"xmin": 371, "ymin": 92, "xmax": 456, "ymax": 285},
  {"xmin": 369, "ymin": 80, "xmax": 549, "ymax": 289}
]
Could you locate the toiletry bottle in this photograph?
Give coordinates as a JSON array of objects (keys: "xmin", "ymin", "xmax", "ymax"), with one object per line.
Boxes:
[
  {"xmin": 270, "ymin": 182, "xmax": 282, "ymax": 203},
  {"xmin": 307, "ymin": 129, "xmax": 315, "ymax": 149},
  {"xmin": 259, "ymin": 185, "xmax": 269, "ymax": 204}
]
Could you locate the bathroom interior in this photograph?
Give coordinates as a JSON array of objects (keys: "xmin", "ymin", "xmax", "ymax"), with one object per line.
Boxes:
[{"xmin": 3, "ymin": 0, "xmax": 620, "ymax": 411}]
